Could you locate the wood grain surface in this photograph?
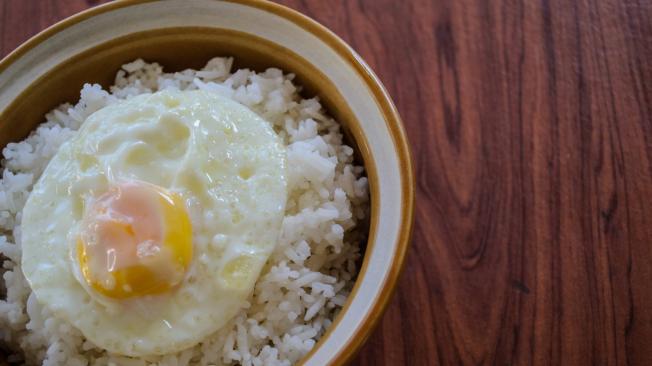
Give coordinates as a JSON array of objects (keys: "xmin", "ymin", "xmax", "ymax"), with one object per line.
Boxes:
[{"xmin": 2, "ymin": 0, "xmax": 652, "ymax": 365}]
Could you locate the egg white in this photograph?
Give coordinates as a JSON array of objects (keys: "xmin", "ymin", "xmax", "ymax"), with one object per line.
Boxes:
[{"xmin": 20, "ymin": 90, "xmax": 287, "ymax": 356}]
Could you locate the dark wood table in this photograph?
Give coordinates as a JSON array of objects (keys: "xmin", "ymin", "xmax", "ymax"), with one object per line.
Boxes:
[{"xmin": 3, "ymin": 1, "xmax": 652, "ymax": 365}]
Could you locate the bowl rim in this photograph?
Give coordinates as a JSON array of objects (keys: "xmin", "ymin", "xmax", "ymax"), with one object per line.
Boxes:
[{"xmin": 0, "ymin": 0, "xmax": 415, "ymax": 364}]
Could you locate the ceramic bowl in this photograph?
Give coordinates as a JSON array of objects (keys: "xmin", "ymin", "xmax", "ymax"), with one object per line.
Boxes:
[{"xmin": 0, "ymin": 1, "xmax": 414, "ymax": 364}]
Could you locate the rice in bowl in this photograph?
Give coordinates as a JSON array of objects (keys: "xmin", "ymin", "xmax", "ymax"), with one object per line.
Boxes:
[{"xmin": 0, "ymin": 57, "xmax": 369, "ymax": 366}]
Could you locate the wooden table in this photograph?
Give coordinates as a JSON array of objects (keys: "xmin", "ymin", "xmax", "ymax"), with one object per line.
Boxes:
[{"xmin": 3, "ymin": 1, "xmax": 652, "ymax": 365}]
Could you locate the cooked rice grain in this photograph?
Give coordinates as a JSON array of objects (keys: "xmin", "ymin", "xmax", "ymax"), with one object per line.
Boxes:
[{"xmin": 0, "ymin": 57, "xmax": 368, "ymax": 366}]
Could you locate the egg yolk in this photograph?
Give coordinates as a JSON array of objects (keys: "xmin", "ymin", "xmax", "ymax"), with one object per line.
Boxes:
[{"xmin": 77, "ymin": 180, "xmax": 192, "ymax": 299}]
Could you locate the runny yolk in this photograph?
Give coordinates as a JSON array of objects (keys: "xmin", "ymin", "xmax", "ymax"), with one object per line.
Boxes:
[{"xmin": 77, "ymin": 180, "xmax": 192, "ymax": 299}]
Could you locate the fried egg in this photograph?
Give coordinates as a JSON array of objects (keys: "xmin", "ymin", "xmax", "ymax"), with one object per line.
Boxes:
[{"xmin": 20, "ymin": 90, "xmax": 287, "ymax": 356}]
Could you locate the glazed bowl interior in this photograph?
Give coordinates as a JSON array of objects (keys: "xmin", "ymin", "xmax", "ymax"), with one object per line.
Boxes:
[
  {"xmin": 0, "ymin": 1, "xmax": 413, "ymax": 365},
  {"xmin": 0, "ymin": 28, "xmax": 365, "ymax": 160}
]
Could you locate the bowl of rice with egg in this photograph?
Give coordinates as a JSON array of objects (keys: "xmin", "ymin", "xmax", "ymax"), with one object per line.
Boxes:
[{"xmin": 0, "ymin": 1, "xmax": 414, "ymax": 365}]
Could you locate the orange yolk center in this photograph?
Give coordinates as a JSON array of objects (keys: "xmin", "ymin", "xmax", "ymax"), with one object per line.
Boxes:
[{"xmin": 77, "ymin": 180, "xmax": 192, "ymax": 299}]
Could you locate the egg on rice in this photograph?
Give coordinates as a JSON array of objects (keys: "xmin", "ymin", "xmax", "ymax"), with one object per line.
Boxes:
[{"xmin": 0, "ymin": 58, "xmax": 368, "ymax": 366}]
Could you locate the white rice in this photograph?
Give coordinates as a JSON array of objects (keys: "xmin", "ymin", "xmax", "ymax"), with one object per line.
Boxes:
[{"xmin": 0, "ymin": 57, "xmax": 368, "ymax": 366}]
